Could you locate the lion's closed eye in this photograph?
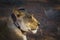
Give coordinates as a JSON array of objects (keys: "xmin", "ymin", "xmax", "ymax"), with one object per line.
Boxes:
[{"xmin": 17, "ymin": 14, "xmax": 21, "ymax": 17}]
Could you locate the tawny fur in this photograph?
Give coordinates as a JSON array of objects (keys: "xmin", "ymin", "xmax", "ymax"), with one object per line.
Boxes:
[{"xmin": 7, "ymin": 8, "xmax": 40, "ymax": 40}]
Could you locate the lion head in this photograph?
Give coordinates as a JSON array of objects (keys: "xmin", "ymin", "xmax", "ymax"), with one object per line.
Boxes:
[{"xmin": 12, "ymin": 8, "xmax": 40, "ymax": 34}]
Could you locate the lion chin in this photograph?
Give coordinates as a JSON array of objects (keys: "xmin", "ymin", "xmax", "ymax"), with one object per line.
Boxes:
[{"xmin": 31, "ymin": 27, "xmax": 38, "ymax": 34}]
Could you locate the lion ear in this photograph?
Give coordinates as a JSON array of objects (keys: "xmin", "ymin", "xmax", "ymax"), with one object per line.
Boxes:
[
  {"xmin": 13, "ymin": 8, "xmax": 24, "ymax": 17},
  {"xmin": 13, "ymin": 8, "xmax": 19, "ymax": 14}
]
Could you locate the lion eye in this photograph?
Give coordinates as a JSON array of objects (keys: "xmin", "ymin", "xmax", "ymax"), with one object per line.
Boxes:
[{"xmin": 17, "ymin": 14, "xmax": 20, "ymax": 17}]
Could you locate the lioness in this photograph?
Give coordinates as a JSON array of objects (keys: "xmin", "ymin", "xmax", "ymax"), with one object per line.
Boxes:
[{"xmin": 7, "ymin": 8, "xmax": 40, "ymax": 40}]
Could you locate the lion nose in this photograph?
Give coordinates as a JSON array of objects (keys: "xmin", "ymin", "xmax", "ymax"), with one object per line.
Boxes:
[{"xmin": 38, "ymin": 23, "xmax": 40, "ymax": 26}]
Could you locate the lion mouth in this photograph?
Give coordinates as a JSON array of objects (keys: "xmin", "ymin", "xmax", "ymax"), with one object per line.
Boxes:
[
  {"xmin": 31, "ymin": 26, "xmax": 38, "ymax": 34},
  {"xmin": 31, "ymin": 29, "xmax": 38, "ymax": 34}
]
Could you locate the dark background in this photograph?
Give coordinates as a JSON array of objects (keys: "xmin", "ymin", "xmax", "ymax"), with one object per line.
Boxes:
[{"xmin": 0, "ymin": 0, "xmax": 60, "ymax": 40}]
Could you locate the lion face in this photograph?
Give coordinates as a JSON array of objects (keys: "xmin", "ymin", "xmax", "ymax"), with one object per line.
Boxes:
[{"xmin": 13, "ymin": 8, "xmax": 40, "ymax": 34}]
